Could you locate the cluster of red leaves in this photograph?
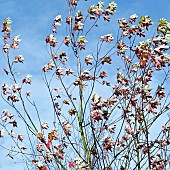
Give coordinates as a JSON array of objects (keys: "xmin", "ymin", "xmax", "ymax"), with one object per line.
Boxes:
[{"xmin": 1, "ymin": 1, "xmax": 170, "ymax": 169}]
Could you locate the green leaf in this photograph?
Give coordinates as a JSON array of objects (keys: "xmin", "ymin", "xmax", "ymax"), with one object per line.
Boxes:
[
  {"xmin": 157, "ymin": 26, "xmax": 166, "ymax": 35},
  {"xmin": 166, "ymin": 23, "xmax": 170, "ymax": 30},
  {"xmin": 165, "ymin": 34, "xmax": 170, "ymax": 43},
  {"xmin": 158, "ymin": 18, "xmax": 167, "ymax": 26}
]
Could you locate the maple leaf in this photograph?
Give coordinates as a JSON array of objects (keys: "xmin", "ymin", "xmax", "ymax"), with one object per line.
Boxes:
[
  {"xmin": 68, "ymin": 162, "xmax": 74, "ymax": 168},
  {"xmin": 46, "ymin": 140, "xmax": 52, "ymax": 149}
]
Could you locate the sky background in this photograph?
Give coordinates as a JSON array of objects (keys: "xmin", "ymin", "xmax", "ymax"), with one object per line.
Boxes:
[{"xmin": 0, "ymin": 0, "xmax": 170, "ymax": 169}]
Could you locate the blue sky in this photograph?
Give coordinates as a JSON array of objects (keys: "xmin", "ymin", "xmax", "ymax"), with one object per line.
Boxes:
[{"xmin": 0, "ymin": 0, "xmax": 170, "ymax": 169}]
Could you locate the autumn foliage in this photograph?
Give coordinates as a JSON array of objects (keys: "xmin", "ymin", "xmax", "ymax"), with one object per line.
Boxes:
[{"xmin": 1, "ymin": 0, "xmax": 170, "ymax": 170}]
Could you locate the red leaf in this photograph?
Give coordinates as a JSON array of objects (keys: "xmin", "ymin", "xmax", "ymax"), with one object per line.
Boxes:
[
  {"xmin": 121, "ymin": 89, "xmax": 126, "ymax": 94},
  {"xmin": 140, "ymin": 59, "xmax": 147, "ymax": 67},
  {"xmin": 68, "ymin": 162, "xmax": 74, "ymax": 168},
  {"xmin": 46, "ymin": 140, "xmax": 52, "ymax": 149},
  {"xmin": 3, "ymin": 68, "xmax": 9, "ymax": 75},
  {"xmin": 40, "ymin": 166, "xmax": 47, "ymax": 170}
]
